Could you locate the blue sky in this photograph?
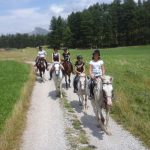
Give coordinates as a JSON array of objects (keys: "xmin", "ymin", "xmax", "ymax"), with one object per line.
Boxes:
[{"xmin": 0, "ymin": 0, "xmax": 114, "ymax": 34}]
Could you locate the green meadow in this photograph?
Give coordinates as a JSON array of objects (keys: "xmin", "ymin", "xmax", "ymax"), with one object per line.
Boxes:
[
  {"xmin": 69, "ymin": 46, "xmax": 150, "ymax": 147},
  {"xmin": 0, "ymin": 61, "xmax": 29, "ymax": 132},
  {"xmin": 0, "ymin": 45, "xmax": 149, "ymax": 148}
]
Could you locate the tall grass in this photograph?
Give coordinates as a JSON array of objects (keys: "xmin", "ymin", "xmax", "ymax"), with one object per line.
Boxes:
[
  {"xmin": 0, "ymin": 61, "xmax": 29, "ymax": 131},
  {"xmin": 0, "ymin": 61, "xmax": 35, "ymax": 150}
]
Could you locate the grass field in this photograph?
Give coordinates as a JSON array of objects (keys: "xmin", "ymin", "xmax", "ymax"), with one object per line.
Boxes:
[
  {"xmin": 0, "ymin": 61, "xmax": 29, "ymax": 131},
  {"xmin": 0, "ymin": 45, "xmax": 150, "ymax": 148}
]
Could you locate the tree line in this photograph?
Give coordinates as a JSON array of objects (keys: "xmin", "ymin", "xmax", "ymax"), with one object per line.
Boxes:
[
  {"xmin": 0, "ymin": 0, "xmax": 149, "ymax": 49},
  {"xmin": 48, "ymin": 0, "xmax": 150, "ymax": 48},
  {"xmin": 0, "ymin": 34, "xmax": 48, "ymax": 49}
]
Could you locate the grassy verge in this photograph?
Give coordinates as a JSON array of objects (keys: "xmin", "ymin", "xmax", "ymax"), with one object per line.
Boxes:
[
  {"xmin": 0, "ymin": 61, "xmax": 35, "ymax": 150},
  {"xmin": 60, "ymin": 95, "xmax": 94, "ymax": 150}
]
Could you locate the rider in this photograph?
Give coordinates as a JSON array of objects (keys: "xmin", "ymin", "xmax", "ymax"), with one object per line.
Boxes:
[
  {"xmin": 89, "ymin": 49, "xmax": 105, "ymax": 98},
  {"xmin": 73, "ymin": 55, "xmax": 85, "ymax": 93},
  {"xmin": 62, "ymin": 47, "xmax": 73, "ymax": 73},
  {"xmin": 49, "ymin": 47, "xmax": 61, "ymax": 80},
  {"xmin": 35, "ymin": 46, "xmax": 48, "ymax": 70}
]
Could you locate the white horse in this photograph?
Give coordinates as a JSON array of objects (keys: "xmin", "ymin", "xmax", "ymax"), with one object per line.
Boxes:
[
  {"xmin": 77, "ymin": 73, "xmax": 89, "ymax": 112},
  {"xmin": 90, "ymin": 75, "xmax": 113, "ymax": 135},
  {"xmin": 52, "ymin": 62, "xmax": 64, "ymax": 98}
]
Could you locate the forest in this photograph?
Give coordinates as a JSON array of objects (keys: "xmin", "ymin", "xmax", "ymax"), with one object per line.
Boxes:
[{"xmin": 0, "ymin": 0, "xmax": 149, "ymax": 49}]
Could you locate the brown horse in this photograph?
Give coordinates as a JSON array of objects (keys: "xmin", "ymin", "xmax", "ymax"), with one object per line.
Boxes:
[
  {"xmin": 62, "ymin": 60, "xmax": 73, "ymax": 89},
  {"xmin": 37, "ymin": 58, "xmax": 46, "ymax": 79}
]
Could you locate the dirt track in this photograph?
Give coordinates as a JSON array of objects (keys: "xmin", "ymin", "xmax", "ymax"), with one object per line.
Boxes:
[
  {"xmin": 66, "ymin": 76, "xmax": 148, "ymax": 150},
  {"xmin": 21, "ymin": 67, "xmax": 148, "ymax": 150},
  {"xmin": 20, "ymin": 71, "xmax": 67, "ymax": 150}
]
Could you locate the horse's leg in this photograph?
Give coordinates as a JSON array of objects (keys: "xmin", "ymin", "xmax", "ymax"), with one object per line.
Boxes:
[
  {"xmin": 85, "ymin": 95, "xmax": 87, "ymax": 111},
  {"xmin": 97, "ymin": 107, "xmax": 111, "ymax": 135},
  {"xmin": 65, "ymin": 75, "xmax": 68, "ymax": 89},
  {"xmin": 40, "ymin": 70, "xmax": 42, "ymax": 78},
  {"xmin": 78, "ymin": 95, "xmax": 82, "ymax": 106},
  {"xmin": 60, "ymin": 81, "xmax": 63, "ymax": 98},
  {"xmin": 91, "ymin": 100, "xmax": 99, "ymax": 123},
  {"xmin": 105, "ymin": 106, "xmax": 110, "ymax": 128},
  {"xmin": 100, "ymin": 111, "xmax": 105, "ymax": 125},
  {"xmin": 80, "ymin": 94, "xmax": 84, "ymax": 108},
  {"xmin": 68, "ymin": 74, "xmax": 71, "ymax": 87}
]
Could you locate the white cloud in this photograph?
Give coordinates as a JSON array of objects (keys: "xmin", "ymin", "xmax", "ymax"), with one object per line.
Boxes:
[
  {"xmin": 0, "ymin": 7, "xmax": 50, "ymax": 34},
  {"xmin": 49, "ymin": 5, "xmax": 64, "ymax": 16},
  {"xmin": 0, "ymin": 0, "xmax": 114, "ymax": 34}
]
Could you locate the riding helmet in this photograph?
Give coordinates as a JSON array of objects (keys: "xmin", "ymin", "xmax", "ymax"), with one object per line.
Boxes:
[
  {"xmin": 63, "ymin": 47, "xmax": 67, "ymax": 51},
  {"xmin": 77, "ymin": 55, "xmax": 83, "ymax": 59},
  {"xmin": 93, "ymin": 49, "xmax": 100, "ymax": 56}
]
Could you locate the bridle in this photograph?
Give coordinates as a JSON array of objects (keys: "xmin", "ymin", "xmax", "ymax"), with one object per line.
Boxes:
[
  {"xmin": 102, "ymin": 82, "xmax": 114, "ymax": 101},
  {"xmin": 54, "ymin": 63, "xmax": 61, "ymax": 76},
  {"xmin": 79, "ymin": 74, "xmax": 87, "ymax": 88}
]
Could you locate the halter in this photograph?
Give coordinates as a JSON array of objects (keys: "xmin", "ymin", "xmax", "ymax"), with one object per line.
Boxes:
[
  {"xmin": 102, "ymin": 81, "xmax": 114, "ymax": 103},
  {"xmin": 79, "ymin": 74, "xmax": 87, "ymax": 88},
  {"xmin": 54, "ymin": 63, "xmax": 61, "ymax": 76}
]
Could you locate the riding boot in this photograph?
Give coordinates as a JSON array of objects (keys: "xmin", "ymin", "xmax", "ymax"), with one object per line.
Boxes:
[
  {"xmin": 44, "ymin": 59, "xmax": 48, "ymax": 70},
  {"xmin": 73, "ymin": 76, "xmax": 78, "ymax": 93},
  {"xmin": 49, "ymin": 69, "xmax": 53, "ymax": 80},
  {"xmin": 71, "ymin": 63, "xmax": 74, "ymax": 74},
  {"xmin": 90, "ymin": 80, "xmax": 94, "ymax": 98}
]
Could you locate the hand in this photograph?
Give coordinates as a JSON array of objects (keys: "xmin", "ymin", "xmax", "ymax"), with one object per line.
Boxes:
[{"xmin": 90, "ymin": 74, "xmax": 95, "ymax": 79}]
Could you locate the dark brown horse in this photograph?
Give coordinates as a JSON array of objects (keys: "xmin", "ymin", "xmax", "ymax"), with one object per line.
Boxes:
[
  {"xmin": 37, "ymin": 58, "xmax": 46, "ymax": 79},
  {"xmin": 62, "ymin": 60, "xmax": 73, "ymax": 89}
]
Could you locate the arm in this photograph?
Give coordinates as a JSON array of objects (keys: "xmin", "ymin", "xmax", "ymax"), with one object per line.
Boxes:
[
  {"xmin": 51, "ymin": 54, "xmax": 54, "ymax": 63},
  {"xmin": 89, "ymin": 64, "xmax": 94, "ymax": 79},
  {"xmin": 82, "ymin": 63, "xmax": 85, "ymax": 73},
  {"xmin": 75, "ymin": 67, "xmax": 81, "ymax": 74},
  {"xmin": 58, "ymin": 53, "xmax": 61, "ymax": 63},
  {"xmin": 101, "ymin": 65, "xmax": 106, "ymax": 76}
]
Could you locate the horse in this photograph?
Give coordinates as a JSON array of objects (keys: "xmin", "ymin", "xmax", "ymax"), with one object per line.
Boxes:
[
  {"xmin": 37, "ymin": 58, "xmax": 46, "ymax": 80},
  {"xmin": 90, "ymin": 75, "xmax": 113, "ymax": 135},
  {"xmin": 62, "ymin": 60, "xmax": 73, "ymax": 89},
  {"xmin": 77, "ymin": 73, "xmax": 89, "ymax": 112},
  {"xmin": 52, "ymin": 62, "xmax": 64, "ymax": 98}
]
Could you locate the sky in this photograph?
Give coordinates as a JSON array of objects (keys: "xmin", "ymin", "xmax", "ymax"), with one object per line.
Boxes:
[
  {"xmin": 0, "ymin": 0, "xmax": 137, "ymax": 35},
  {"xmin": 0, "ymin": 0, "xmax": 115, "ymax": 35}
]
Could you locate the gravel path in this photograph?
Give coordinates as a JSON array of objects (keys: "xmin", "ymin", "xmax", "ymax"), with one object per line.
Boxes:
[
  {"xmin": 20, "ymin": 70, "xmax": 67, "ymax": 150},
  {"xmin": 66, "ymin": 75, "xmax": 148, "ymax": 150}
]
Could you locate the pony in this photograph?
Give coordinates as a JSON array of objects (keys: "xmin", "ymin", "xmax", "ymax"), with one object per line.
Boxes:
[
  {"xmin": 52, "ymin": 62, "xmax": 64, "ymax": 98},
  {"xmin": 77, "ymin": 73, "xmax": 89, "ymax": 112},
  {"xmin": 90, "ymin": 75, "xmax": 113, "ymax": 135},
  {"xmin": 37, "ymin": 58, "xmax": 46, "ymax": 80},
  {"xmin": 62, "ymin": 60, "xmax": 73, "ymax": 89}
]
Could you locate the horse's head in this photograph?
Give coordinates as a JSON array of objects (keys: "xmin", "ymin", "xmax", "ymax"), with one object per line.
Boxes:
[
  {"xmin": 39, "ymin": 58, "xmax": 45, "ymax": 68},
  {"xmin": 54, "ymin": 63, "xmax": 60, "ymax": 76},
  {"xmin": 94, "ymin": 77, "xmax": 102, "ymax": 90},
  {"xmin": 79, "ymin": 73, "xmax": 86, "ymax": 90},
  {"xmin": 102, "ymin": 76, "xmax": 113, "ymax": 106}
]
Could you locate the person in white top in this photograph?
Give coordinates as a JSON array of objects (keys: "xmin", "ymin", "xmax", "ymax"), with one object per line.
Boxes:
[
  {"xmin": 89, "ymin": 49, "xmax": 105, "ymax": 98},
  {"xmin": 35, "ymin": 46, "xmax": 48, "ymax": 70}
]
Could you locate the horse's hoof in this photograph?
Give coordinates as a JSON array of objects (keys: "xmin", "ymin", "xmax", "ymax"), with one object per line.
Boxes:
[
  {"xmin": 83, "ymin": 110, "xmax": 87, "ymax": 115},
  {"xmin": 79, "ymin": 103, "xmax": 83, "ymax": 106},
  {"xmin": 106, "ymin": 131, "xmax": 112, "ymax": 136}
]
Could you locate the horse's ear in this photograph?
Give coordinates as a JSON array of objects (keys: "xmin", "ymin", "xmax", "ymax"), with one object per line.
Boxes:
[
  {"xmin": 87, "ymin": 76, "xmax": 90, "ymax": 80},
  {"xmin": 110, "ymin": 77, "xmax": 113, "ymax": 82},
  {"xmin": 101, "ymin": 75, "xmax": 105, "ymax": 81}
]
